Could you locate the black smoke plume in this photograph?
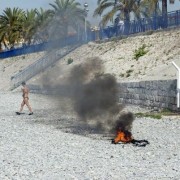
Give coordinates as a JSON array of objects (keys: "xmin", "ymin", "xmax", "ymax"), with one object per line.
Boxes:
[
  {"xmin": 66, "ymin": 57, "xmax": 123, "ymax": 131},
  {"xmin": 113, "ymin": 112, "xmax": 134, "ymax": 132},
  {"xmin": 41, "ymin": 57, "xmax": 134, "ymax": 133}
]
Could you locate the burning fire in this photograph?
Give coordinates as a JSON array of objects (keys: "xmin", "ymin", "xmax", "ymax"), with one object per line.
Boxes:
[
  {"xmin": 111, "ymin": 128, "xmax": 150, "ymax": 147},
  {"xmin": 111, "ymin": 113, "xmax": 149, "ymax": 146},
  {"xmin": 112, "ymin": 130, "xmax": 133, "ymax": 144}
]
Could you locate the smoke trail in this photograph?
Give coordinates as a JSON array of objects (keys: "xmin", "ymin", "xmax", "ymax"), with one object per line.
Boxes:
[
  {"xmin": 66, "ymin": 57, "xmax": 126, "ymax": 131},
  {"xmin": 40, "ymin": 57, "xmax": 134, "ymax": 133},
  {"xmin": 113, "ymin": 112, "xmax": 134, "ymax": 132}
]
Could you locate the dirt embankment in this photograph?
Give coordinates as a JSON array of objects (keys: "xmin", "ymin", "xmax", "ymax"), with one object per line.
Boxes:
[
  {"xmin": 0, "ymin": 28, "xmax": 180, "ymax": 91},
  {"xmin": 30, "ymin": 28, "xmax": 180, "ymax": 87}
]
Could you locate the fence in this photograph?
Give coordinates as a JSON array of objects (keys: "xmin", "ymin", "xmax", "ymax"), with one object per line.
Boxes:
[
  {"xmin": 0, "ymin": 10, "xmax": 179, "ymax": 59},
  {"xmin": 101, "ymin": 10, "xmax": 180, "ymax": 38},
  {"xmin": 5, "ymin": 10, "xmax": 180, "ymax": 88},
  {"xmin": 0, "ymin": 34, "xmax": 94, "ymax": 59}
]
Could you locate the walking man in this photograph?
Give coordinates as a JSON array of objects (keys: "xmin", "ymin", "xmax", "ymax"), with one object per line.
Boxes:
[{"xmin": 16, "ymin": 81, "xmax": 33, "ymax": 115}]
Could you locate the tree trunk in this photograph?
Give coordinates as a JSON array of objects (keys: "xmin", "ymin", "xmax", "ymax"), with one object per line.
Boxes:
[
  {"xmin": 124, "ymin": 10, "xmax": 130, "ymax": 35},
  {"xmin": 3, "ymin": 40, "xmax": 8, "ymax": 50},
  {"xmin": 0, "ymin": 43, "xmax": 3, "ymax": 52},
  {"xmin": 162, "ymin": 0, "xmax": 168, "ymax": 28}
]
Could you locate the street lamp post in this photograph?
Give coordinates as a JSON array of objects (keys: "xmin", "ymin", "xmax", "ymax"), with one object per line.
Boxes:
[
  {"xmin": 172, "ymin": 61, "xmax": 180, "ymax": 108},
  {"xmin": 84, "ymin": 2, "xmax": 89, "ymax": 42}
]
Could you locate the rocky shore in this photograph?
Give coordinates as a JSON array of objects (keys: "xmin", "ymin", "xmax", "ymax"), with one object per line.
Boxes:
[
  {"xmin": 0, "ymin": 28, "xmax": 180, "ymax": 179},
  {"xmin": 0, "ymin": 92, "xmax": 180, "ymax": 179}
]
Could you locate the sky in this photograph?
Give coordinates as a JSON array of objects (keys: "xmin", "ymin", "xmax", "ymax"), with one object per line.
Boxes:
[{"xmin": 0, "ymin": 0, "xmax": 180, "ymax": 26}]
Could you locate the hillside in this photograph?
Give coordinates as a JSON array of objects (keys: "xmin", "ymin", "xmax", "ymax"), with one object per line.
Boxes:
[
  {"xmin": 0, "ymin": 28, "xmax": 180, "ymax": 179},
  {"xmin": 29, "ymin": 28, "xmax": 180, "ymax": 88},
  {"xmin": 0, "ymin": 52, "xmax": 45, "ymax": 90},
  {"xmin": 0, "ymin": 28, "xmax": 180, "ymax": 91}
]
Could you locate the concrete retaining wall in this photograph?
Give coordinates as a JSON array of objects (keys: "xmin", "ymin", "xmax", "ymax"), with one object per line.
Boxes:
[
  {"xmin": 118, "ymin": 79, "xmax": 178, "ymax": 111},
  {"xmin": 29, "ymin": 79, "xmax": 179, "ymax": 111}
]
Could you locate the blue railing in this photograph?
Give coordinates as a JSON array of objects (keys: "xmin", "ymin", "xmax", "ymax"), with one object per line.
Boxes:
[
  {"xmin": 0, "ymin": 10, "xmax": 179, "ymax": 59},
  {"xmin": 100, "ymin": 10, "xmax": 180, "ymax": 38},
  {"xmin": 0, "ymin": 34, "xmax": 83, "ymax": 59}
]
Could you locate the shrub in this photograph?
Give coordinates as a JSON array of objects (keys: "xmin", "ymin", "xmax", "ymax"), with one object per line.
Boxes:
[
  {"xmin": 67, "ymin": 58, "xmax": 73, "ymax": 65},
  {"xmin": 126, "ymin": 73, "xmax": 131, "ymax": 77},
  {"xmin": 119, "ymin": 73, "xmax": 125, "ymax": 77},
  {"xmin": 135, "ymin": 112, "xmax": 162, "ymax": 119},
  {"xmin": 144, "ymin": 30, "xmax": 154, "ymax": 35},
  {"xmin": 134, "ymin": 44, "xmax": 148, "ymax": 60},
  {"xmin": 135, "ymin": 108, "xmax": 176, "ymax": 119},
  {"xmin": 126, "ymin": 69, "xmax": 133, "ymax": 74},
  {"xmin": 125, "ymin": 69, "xmax": 133, "ymax": 77}
]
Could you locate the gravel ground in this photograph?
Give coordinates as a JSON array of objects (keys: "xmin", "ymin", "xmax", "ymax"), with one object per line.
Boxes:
[{"xmin": 0, "ymin": 92, "xmax": 180, "ymax": 180}]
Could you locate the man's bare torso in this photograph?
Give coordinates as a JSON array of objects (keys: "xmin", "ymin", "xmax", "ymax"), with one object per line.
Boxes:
[{"xmin": 22, "ymin": 86, "xmax": 29, "ymax": 99}]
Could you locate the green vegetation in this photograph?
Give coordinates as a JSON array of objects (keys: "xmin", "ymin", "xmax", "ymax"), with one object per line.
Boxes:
[
  {"xmin": 144, "ymin": 30, "xmax": 154, "ymax": 35},
  {"xmin": 126, "ymin": 69, "xmax": 134, "ymax": 77},
  {"xmin": 119, "ymin": 69, "xmax": 134, "ymax": 78},
  {"xmin": 135, "ymin": 108, "xmax": 178, "ymax": 119},
  {"xmin": 134, "ymin": 44, "xmax": 148, "ymax": 60},
  {"xmin": 135, "ymin": 112, "xmax": 162, "ymax": 119},
  {"xmin": 49, "ymin": 0, "xmax": 85, "ymax": 38},
  {"xmin": 118, "ymin": 57, "xmax": 124, "ymax": 60},
  {"xmin": 0, "ymin": 0, "xmax": 86, "ymax": 50},
  {"xmin": 119, "ymin": 73, "xmax": 125, "ymax": 77},
  {"xmin": 160, "ymin": 108, "xmax": 178, "ymax": 116},
  {"xmin": 98, "ymin": 46, "xmax": 103, "ymax": 50},
  {"xmin": 126, "ymin": 73, "xmax": 131, "ymax": 77},
  {"xmin": 93, "ymin": 0, "xmax": 162, "ymax": 27},
  {"xmin": 126, "ymin": 69, "xmax": 133, "ymax": 74},
  {"xmin": 67, "ymin": 58, "xmax": 73, "ymax": 65},
  {"xmin": 0, "ymin": 0, "xmax": 170, "ymax": 50}
]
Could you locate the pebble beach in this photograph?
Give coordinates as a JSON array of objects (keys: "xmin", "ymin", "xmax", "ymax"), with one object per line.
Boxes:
[
  {"xmin": 0, "ymin": 91, "xmax": 180, "ymax": 179},
  {"xmin": 0, "ymin": 28, "xmax": 180, "ymax": 179}
]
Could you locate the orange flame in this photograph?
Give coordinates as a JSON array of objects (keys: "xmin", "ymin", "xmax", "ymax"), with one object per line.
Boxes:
[{"xmin": 113, "ymin": 130, "xmax": 133, "ymax": 144}]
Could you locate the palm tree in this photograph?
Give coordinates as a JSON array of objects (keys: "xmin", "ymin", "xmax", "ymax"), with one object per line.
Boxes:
[
  {"xmin": 140, "ymin": 0, "xmax": 160, "ymax": 17},
  {"xmin": 94, "ymin": 0, "xmax": 143, "ymax": 26},
  {"xmin": 162, "ymin": 0, "xmax": 167, "ymax": 27},
  {"xmin": 141, "ymin": 0, "xmax": 168, "ymax": 28},
  {"xmin": 0, "ymin": 39, "xmax": 2, "ymax": 51},
  {"xmin": 0, "ymin": 27, "xmax": 8, "ymax": 49},
  {"xmin": 21, "ymin": 9, "xmax": 37, "ymax": 45},
  {"xmin": 49, "ymin": 0, "xmax": 85, "ymax": 39},
  {"xmin": 162, "ymin": 0, "xmax": 167, "ymax": 15},
  {"xmin": 94, "ymin": 0, "xmax": 143, "ymax": 34},
  {"xmin": 139, "ymin": 0, "xmax": 161, "ymax": 30},
  {"xmin": 0, "ymin": 7, "xmax": 25, "ymax": 49},
  {"xmin": 34, "ymin": 8, "xmax": 53, "ymax": 43}
]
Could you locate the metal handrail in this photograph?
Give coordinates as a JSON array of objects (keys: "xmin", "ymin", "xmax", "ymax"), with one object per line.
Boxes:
[
  {"xmin": 11, "ymin": 44, "xmax": 81, "ymax": 89},
  {"xmin": 172, "ymin": 61, "xmax": 180, "ymax": 108}
]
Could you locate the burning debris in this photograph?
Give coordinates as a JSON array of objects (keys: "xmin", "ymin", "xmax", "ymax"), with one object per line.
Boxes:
[
  {"xmin": 41, "ymin": 57, "xmax": 149, "ymax": 146},
  {"xmin": 111, "ymin": 129, "xmax": 149, "ymax": 147},
  {"xmin": 67, "ymin": 57, "xmax": 124, "ymax": 131},
  {"xmin": 111, "ymin": 112, "xmax": 149, "ymax": 147},
  {"xmin": 112, "ymin": 130, "xmax": 133, "ymax": 144},
  {"xmin": 111, "ymin": 112, "xmax": 134, "ymax": 143}
]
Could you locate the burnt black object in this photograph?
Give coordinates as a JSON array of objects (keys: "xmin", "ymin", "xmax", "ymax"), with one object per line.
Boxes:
[
  {"xmin": 111, "ymin": 139, "xmax": 116, "ymax": 144},
  {"xmin": 131, "ymin": 139, "xmax": 150, "ymax": 147},
  {"xmin": 111, "ymin": 139, "xmax": 150, "ymax": 147}
]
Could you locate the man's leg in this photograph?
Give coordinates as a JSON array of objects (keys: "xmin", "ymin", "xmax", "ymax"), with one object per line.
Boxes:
[
  {"xmin": 19, "ymin": 100, "xmax": 25, "ymax": 112},
  {"xmin": 16, "ymin": 100, "xmax": 25, "ymax": 115},
  {"xmin": 24, "ymin": 99, "xmax": 33, "ymax": 115}
]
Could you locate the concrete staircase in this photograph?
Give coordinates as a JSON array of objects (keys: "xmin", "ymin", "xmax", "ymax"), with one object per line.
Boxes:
[{"xmin": 11, "ymin": 44, "xmax": 80, "ymax": 89}]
